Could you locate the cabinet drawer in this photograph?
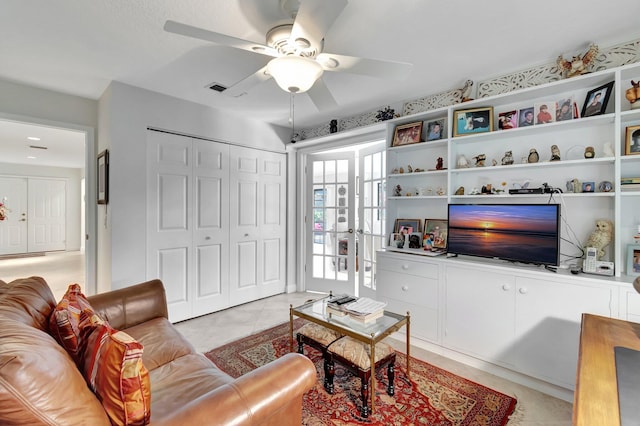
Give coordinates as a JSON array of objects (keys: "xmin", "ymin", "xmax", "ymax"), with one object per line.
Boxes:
[
  {"xmin": 377, "ymin": 269, "xmax": 438, "ymax": 310},
  {"xmin": 377, "ymin": 255, "xmax": 439, "ymax": 279}
]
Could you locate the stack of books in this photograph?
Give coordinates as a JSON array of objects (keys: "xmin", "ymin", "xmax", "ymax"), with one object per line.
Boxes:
[
  {"xmin": 326, "ymin": 295, "xmax": 386, "ymax": 323},
  {"xmin": 621, "ymin": 177, "xmax": 640, "ymax": 191}
]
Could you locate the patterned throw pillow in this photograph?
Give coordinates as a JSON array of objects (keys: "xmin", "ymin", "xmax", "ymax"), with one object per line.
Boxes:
[
  {"xmin": 49, "ymin": 284, "xmax": 151, "ymax": 425},
  {"xmin": 81, "ymin": 315, "xmax": 151, "ymax": 426},
  {"xmin": 48, "ymin": 283, "xmax": 95, "ymax": 361}
]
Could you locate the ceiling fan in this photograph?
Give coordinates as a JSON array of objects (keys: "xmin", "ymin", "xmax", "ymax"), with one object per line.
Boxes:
[{"xmin": 163, "ymin": 0, "xmax": 412, "ymax": 111}]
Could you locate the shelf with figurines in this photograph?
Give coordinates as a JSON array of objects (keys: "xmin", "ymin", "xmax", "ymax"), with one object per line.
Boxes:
[{"xmin": 449, "ymin": 155, "xmax": 615, "ymax": 175}]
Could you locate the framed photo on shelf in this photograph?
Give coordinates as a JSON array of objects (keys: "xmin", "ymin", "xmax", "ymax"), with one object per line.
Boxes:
[
  {"xmin": 426, "ymin": 119, "xmax": 445, "ymax": 141},
  {"xmin": 97, "ymin": 149, "xmax": 109, "ymax": 205},
  {"xmin": 556, "ymin": 97, "xmax": 575, "ymax": 121},
  {"xmin": 518, "ymin": 107, "xmax": 535, "ymax": 127},
  {"xmin": 581, "ymin": 81, "xmax": 614, "ymax": 117},
  {"xmin": 392, "ymin": 121, "xmax": 423, "ymax": 147},
  {"xmin": 394, "ymin": 218, "xmax": 421, "ymax": 234},
  {"xmin": 408, "ymin": 232, "xmax": 422, "ymax": 248},
  {"xmin": 497, "ymin": 110, "xmax": 518, "ymax": 130},
  {"xmin": 453, "ymin": 107, "xmax": 493, "ymax": 136},
  {"xmin": 423, "ymin": 219, "xmax": 448, "ymax": 249},
  {"xmin": 627, "ymin": 244, "xmax": 640, "ymax": 276},
  {"xmin": 582, "ymin": 181, "xmax": 595, "ymax": 192},
  {"xmin": 389, "ymin": 232, "xmax": 405, "ymax": 248},
  {"xmin": 534, "ymin": 102, "xmax": 556, "ymax": 125},
  {"xmin": 625, "ymin": 125, "xmax": 640, "ymax": 155}
]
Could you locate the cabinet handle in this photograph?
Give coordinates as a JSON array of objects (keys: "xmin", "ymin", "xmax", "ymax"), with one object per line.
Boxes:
[
  {"xmin": 401, "ymin": 264, "xmax": 409, "ymax": 270},
  {"xmin": 519, "ymin": 287, "xmax": 528, "ymax": 294},
  {"xmin": 401, "ymin": 285, "xmax": 409, "ymax": 291},
  {"xmin": 502, "ymin": 284, "xmax": 511, "ymax": 291}
]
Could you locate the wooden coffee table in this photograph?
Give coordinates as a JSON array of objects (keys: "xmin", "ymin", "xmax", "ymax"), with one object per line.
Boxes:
[{"xmin": 290, "ymin": 296, "xmax": 410, "ymax": 414}]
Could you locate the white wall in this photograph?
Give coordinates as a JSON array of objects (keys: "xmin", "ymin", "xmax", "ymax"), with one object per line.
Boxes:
[
  {"xmin": 0, "ymin": 163, "xmax": 83, "ymax": 251},
  {"xmin": 99, "ymin": 81, "xmax": 292, "ymax": 289}
]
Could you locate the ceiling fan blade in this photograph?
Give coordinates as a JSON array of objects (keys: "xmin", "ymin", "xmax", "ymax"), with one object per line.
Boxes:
[
  {"xmin": 164, "ymin": 20, "xmax": 278, "ymax": 58},
  {"xmin": 306, "ymin": 78, "xmax": 338, "ymax": 111},
  {"xmin": 221, "ymin": 65, "xmax": 272, "ymax": 97},
  {"xmin": 290, "ymin": 0, "xmax": 348, "ymax": 50},
  {"xmin": 317, "ymin": 53, "xmax": 413, "ymax": 80}
]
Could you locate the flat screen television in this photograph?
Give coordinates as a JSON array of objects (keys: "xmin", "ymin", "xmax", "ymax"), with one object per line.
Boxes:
[{"xmin": 447, "ymin": 204, "xmax": 561, "ymax": 266}]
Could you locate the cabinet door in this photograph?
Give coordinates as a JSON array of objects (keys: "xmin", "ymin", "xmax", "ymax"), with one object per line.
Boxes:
[
  {"xmin": 444, "ymin": 266, "xmax": 515, "ymax": 366},
  {"xmin": 513, "ymin": 277, "xmax": 613, "ymax": 389}
]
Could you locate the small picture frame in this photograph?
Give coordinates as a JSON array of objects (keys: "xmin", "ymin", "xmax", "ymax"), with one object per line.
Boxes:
[
  {"xmin": 408, "ymin": 232, "xmax": 422, "ymax": 248},
  {"xmin": 556, "ymin": 97, "xmax": 575, "ymax": 121},
  {"xmin": 518, "ymin": 107, "xmax": 535, "ymax": 127},
  {"xmin": 392, "ymin": 121, "xmax": 423, "ymax": 147},
  {"xmin": 582, "ymin": 181, "xmax": 595, "ymax": 193},
  {"xmin": 498, "ymin": 110, "xmax": 518, "ymax": 130},
  {"xmin": 426, "ymin": 119, "xmax": 445, "ymax": 141},
  {"xmin": 581, "ymin": 81, "xmax": 614, "ymax": 117},
  {"xmin": 627, "ymin": 244, "xmax": 640, "ymax": 276},
  {"xmin": 97, "ymin": 149, "xmax": 109, "ymax": 205},
  {"xmin": 423, "ymin": 219, "xmax": 448, "ymax": 249},
  {"xmin": 625, "ymin": 125, "xmax": 640, "ymax": 155},
  {"xmin": 394, "ymin": 218, "xmax": 421, "ymax": 234},
  {"xmin": 534, "ymin": 102, "xmax": 556, "ymax": 125},
  {"xmin": 389, "ymin": 232, "xmax": 405, "ymax": 248},
  {"xmin": 453, "ymin": 107, "xmax": 493, "ymax": 137}
]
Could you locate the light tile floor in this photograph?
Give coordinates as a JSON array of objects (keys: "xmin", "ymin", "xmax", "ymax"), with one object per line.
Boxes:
[{"xmin": 1, "ymin": 252, "xmax": 572, "ymax": 424}]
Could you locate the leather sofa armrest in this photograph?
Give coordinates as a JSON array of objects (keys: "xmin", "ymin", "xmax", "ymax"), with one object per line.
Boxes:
[
  {"xmin": 87, "ymin": 279, "xmax": 168, "ymax": 330},
  {"xmin": 153, "ymin": 353, "xmax": 316, "ymax": 426}
]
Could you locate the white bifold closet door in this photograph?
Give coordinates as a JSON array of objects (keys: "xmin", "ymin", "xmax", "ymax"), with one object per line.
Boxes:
[{"xmin": 146, "ymin": 130, "xmax": 285, "ymax": 322}]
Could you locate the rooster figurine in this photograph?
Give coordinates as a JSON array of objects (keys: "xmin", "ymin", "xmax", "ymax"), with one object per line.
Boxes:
[{"xmin": 557, "ymin": 44, "xmax": 599, "ymax": 78}]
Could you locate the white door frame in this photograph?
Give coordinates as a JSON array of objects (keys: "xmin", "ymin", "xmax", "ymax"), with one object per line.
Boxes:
[{"xmin": 0, "ymin": 112, "xmax": 96, "ymax": 295}]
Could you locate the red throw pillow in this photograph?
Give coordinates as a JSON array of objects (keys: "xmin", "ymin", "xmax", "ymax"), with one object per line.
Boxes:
[
  {"xmin": 48, "ymin": 283, "xmax": 95, "ymax": 362},
  {"xmin": 81, "ymin": 316, "xmax": 151, "ymax": 426}
]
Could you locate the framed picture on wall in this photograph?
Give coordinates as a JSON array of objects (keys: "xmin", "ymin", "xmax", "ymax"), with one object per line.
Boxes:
[{"xmin": 97, "ymin": 149, "xmax": 109, "ymax": 205}]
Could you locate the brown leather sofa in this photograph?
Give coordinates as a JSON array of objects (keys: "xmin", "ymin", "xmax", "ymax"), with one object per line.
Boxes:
[{"xmin": 0, "ymin": 276, "xmax": 316, "ymax": 425}]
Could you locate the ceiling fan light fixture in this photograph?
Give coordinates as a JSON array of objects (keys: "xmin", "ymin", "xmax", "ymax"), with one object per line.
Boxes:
[{"xmin": 267, "ymin": 56, "xmax": 323, "ymax": 93}]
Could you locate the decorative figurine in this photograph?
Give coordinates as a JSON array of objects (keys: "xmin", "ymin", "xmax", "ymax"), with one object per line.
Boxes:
[
  {"xmin": 469, "ymin": 187, "xmax": 481, "ymax": 195},
  {"xmin": 473, "ymin": 154, "xmax": 486, "ymax": 167},
  {"xmin": 399, "ymin": 167, "xmax": 405, "ymax": 174},
  {"xmin": 459, "ymin": 79, "xmax": 474, "ymax": 102},
  {"xmin": 457, "ymin": 155, "xmax": 470, "ymax": 168},
  {"xmin": 455, "ymin": 186, "xmax": 465, "ymax": 195},
  {"xmin": 394, "ymin": 184, "xmax": 402, "ymax": 196},
  {"xmin": 603, "ymin": 142, "xmax": 615, "ymax": 157},
  {"xmin": 436, "ymin": 157, "xmax": 444, "ymax": 170},
  {"xmin": 550, "ymin": 145, "xmax": 561, "ymax": 161},
  {"xmin": 407, "ymin": 165, "xmax": 413, "ymax": 173},
  {"xmin": 330, "ymin": 119, "xmax": 338, "ymax": 133},
  {"xmin": 598, "ymin": 181, "xmax": 613, "ymax": 192},
  {"xmin": 556, "ymin": 44, "xmax": 599, "ymax": 78},
  {"xmin": 584, "ymin": 219, "xmax": 614, "ymax": 260},
  {"xmin": 566, "ymin": 178, "xmax": 581, "ymax": 193},
  {"xmin": 527, "ymin": 148, "xmax": 539, "ymax": 163},
  {"xmin": 391, "ymin": 168, "xmax": 399, "ymax": 174},
  {"xmin": 376, "ymin": 106, "xmax": 395, "ymax": 121},
  {"xmin": 625, "ymin": 80, "xmax": 640, "ymax": 109},
  {"xmin": 436, "ymin": 187, "xmax": 446, "ymax": 196},
  {"xmin": 501, "ymin": 150, "xmax": 514, "ymax": 165},
  {"xmin": 584, "ymin": 146, "xmax": 595, "ymax": 158}
]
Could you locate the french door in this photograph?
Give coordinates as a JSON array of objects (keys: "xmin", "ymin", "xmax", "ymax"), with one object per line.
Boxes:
[
  {"xmin": 304, "ymin": 142, "xmax": 386, "ymax": 296},
  {"xmin": 305, "ymin": 152, "xmax": 356, "ymax": 294}
]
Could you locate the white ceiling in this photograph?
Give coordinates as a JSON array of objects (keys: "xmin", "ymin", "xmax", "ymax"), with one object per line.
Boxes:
[{"xmin": 1, "ymin": 0, "xmax": 640, "ymax": 161}]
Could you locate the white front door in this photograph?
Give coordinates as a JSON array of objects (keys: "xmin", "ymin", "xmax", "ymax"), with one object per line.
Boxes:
[
  {"xmin": 305, "ymin": 152, "xmax": 356, "ymax": 294},
  {"xmin": 0, "ymin": 177, "xmax": 28, "ymax": 255},
  {"xmin": 228, "ymin": 146, "xmax": 286, "ymax": 305},
  {"xmin": 27, "ymin": 178, "xmax": 66, "ymax": 252}
]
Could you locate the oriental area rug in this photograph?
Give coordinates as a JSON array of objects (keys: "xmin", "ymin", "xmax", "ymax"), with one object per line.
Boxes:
[{"xmin": 204, "ymin": 319, "xmax": 518, "ymax": 425}]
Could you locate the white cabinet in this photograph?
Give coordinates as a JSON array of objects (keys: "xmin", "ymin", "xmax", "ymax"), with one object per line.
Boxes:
[
  {"xmin": 376, "ymin": 251, "xmax": 440, "ymax": 343},
  {"xmin": 444, "ymin": 266, "xmax": 515, "ymax": 366},
  {"xmin": 443, "ymin": 262, "xmax": 614, "ymax": 389}
]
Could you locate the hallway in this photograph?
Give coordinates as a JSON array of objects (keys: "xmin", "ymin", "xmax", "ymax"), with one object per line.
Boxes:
[{"xmin": 0, "ymin": 251, "xmax": 85, "ymax": 302}]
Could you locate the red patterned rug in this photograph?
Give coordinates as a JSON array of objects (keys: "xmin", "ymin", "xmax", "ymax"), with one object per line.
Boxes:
[{"xmin": 205, "ymin": 319, "xmax": 517, "ymax": 425}]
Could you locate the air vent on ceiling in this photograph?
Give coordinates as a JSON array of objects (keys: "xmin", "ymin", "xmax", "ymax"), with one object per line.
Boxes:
[
  {"xmin": 29, "ymin": 145, "xmax": 48, "ymax": 150},
  {"xmin": 208, "ymin": 83, "xmax": 227, "ymax": 92}
]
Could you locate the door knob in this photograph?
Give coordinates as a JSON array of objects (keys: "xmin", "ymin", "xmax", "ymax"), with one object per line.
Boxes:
[
  {"xmin": 502, "ymin": 284, "xmax": 511, "ymax": 291},
  {"xmin": 519, "ymin": 287, "xmax": 528, "ymax": 294},
  {"xmin": 348, "ymin": 228, "xmax": 354, "ymax": 233}
]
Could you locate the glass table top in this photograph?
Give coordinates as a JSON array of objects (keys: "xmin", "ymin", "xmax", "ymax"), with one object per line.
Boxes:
[{"xmin": 291, "ymin": 296, "xmax": 406, "ymax": 339}]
